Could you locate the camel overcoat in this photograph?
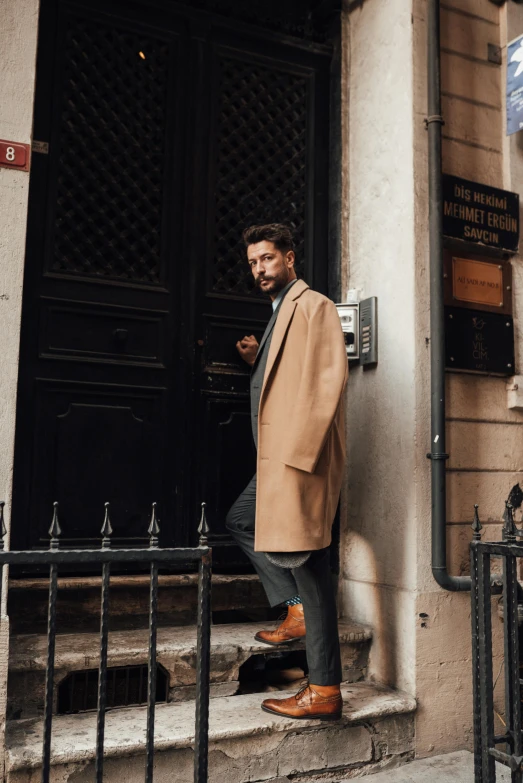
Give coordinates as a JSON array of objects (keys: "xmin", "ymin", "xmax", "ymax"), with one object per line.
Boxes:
[{"xmin": 254, "ymin": 279, "xmax": 348, "ymax": 552}]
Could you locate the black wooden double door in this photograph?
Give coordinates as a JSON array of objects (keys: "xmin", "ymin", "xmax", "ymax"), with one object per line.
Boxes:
[{"xmin": 12, "ymin": 0, "xmax": 331, "ymax": 558}]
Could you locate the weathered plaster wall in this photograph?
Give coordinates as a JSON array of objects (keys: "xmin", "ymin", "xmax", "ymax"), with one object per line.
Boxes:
[
  {"xmin": 0, "ymin": 0, "xmax": 39, "ymax": 536},
  {"xmin": 339, "ymin": 0, "xmax": 418, "ymax": 696},
  {"xmin": 0, "ymin": 0, "xmax": 40, "ymax": 770}
]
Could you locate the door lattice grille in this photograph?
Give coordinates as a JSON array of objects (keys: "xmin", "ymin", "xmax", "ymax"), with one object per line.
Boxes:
[
  {"xmin": 212, "ymin": 56, "xmax": 308, "ymax": 296},
  {"xmin": 50, "ymin": 17, "xmax": 169, "ymax": 285}
]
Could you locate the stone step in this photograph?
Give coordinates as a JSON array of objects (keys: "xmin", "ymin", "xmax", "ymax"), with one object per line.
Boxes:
[
  {"xmin": 5, "ymin": 681, "xmax": 416, "ymax": 783},
  {"xmin": 7, "ymin": 573, "xmax": 269, "ymax": 634},
  {"xmin": 8, "ymin": 621, "xmax": 372, "ymax": 719}
]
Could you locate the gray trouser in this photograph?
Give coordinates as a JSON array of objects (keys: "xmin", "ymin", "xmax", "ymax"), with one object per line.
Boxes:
[{"xmin": 225, "ymin": 473, "xmax": 342, "ymax": 686}]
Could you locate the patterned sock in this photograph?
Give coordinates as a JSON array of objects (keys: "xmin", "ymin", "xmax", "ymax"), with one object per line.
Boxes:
[{"xmin": 285, "ymin": 595, "xmax": 302, "ymax": 607}]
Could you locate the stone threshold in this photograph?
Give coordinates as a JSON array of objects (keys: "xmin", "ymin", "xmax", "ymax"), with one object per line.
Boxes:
[
  {"xmin": 9, "ymin": 621, "xmax": 372, "ymax": 673},
  {"xmin": 8, "ymin": 573, "xmax": 259, "ymax": 591},
  {"xmin": 6, "ymin": 681, "xmax": 416, "ymax": 773}
]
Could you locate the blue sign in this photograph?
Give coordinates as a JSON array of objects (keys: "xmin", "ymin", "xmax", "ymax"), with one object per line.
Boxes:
[{"xmin": 507, "ymin": 35, "xmax": 523, "ymax": 135}]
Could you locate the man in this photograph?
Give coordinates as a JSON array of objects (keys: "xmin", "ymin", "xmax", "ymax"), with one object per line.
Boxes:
[{"xmin": 226, "ymin": 223, "xmax": 348, "ymax": 721}]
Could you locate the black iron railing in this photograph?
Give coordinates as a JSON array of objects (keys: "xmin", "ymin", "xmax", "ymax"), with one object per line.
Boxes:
[
  {"xmin": 472, "ymin": 501, "xmax": 523, "ymax": 783},
  {"xmin": 0, "ymin": 500, "xmax": 212, "ymax": 783}
]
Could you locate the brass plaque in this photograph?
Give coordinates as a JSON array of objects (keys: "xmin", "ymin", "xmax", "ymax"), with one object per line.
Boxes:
[{"xmin": 452, "ymin": 257, "xmax": 504, "ymax": 308}]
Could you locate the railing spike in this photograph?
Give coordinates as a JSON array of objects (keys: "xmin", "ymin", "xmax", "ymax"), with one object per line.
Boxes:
[
  {"xmin": 471, "ymin": 504, "xmax": 482, "ymax": 540},
  {"xmin": 49, "ymin": 502, "xmax": 61, "ymax": 549},
  {"xmin": 148, "ymin": 502, "xmax": 160, "ymax": 548},
  {"xmin": 507, "ymin": 482, "xmax": 523, "ymax": 512},
  {"xmin": 198, "ymin": 502, "xmax": 210, "ymax": 545},
  {"xmin": 503, "ymin": 500, "xmax": 517, "ymax": 542},
  {"xmin": 0, "ymin": 502, "xmax": 6, "ymax": 550},
  {"xmin": 101, "ymin": 502, "xmax": 113, "ymax": 548}
]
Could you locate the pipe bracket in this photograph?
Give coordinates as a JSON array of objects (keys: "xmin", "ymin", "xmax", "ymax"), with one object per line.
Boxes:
[
  {"xmin": 426, "ymin": 452, "xmax": 449, "ymax": 461},
  {"xmin": 424, "ymin": 115, "xmax": 445, "ymax": 129}
]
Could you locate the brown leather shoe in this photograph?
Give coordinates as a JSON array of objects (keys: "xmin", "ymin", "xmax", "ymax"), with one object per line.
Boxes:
[
  {"xmin": 262, "ymin": 683, "xmax": 342, "ymax": 721},
  {"xmin": 254, "ymin": 603, "xmax": 306, "ymax": 645}
]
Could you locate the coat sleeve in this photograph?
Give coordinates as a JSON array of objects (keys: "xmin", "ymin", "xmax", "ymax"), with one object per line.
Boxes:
[{"xmin": 280, "ymin": 297, "xmax": 348, "ymax": 474}]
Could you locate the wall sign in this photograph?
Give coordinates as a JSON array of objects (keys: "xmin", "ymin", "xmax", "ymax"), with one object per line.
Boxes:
[
  {"xmin": 442, "ymin": 174, "xmax": 519, "ymax": 252},
  {"xmin": 443, "ymin": 250, "xmax": 512, "ymax": 315},
  {"xmin": 445, "ymin": 307, "xmax": 515, "ymax": 376},
  {"xmin": 0, "ymin": 139, "xmax": 30, "ymax": 172},
  {"xmin": 453, "ymin": 258, "xmax": 502, "ymax": 307},
  {"xmin": 32, "ymin": 140, "xmax": 49, "ymax": 155}
]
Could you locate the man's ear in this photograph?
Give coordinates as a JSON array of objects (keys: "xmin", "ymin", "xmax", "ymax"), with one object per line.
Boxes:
[{"xmin": 286, "ymin": 250, "xmax": 295, "ymax": 268}]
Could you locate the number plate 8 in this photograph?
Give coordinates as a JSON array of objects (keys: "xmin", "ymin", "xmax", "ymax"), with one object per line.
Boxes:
[{"xmin": 0, "ymin": 140, "xmax": 30, "ymax": 171}]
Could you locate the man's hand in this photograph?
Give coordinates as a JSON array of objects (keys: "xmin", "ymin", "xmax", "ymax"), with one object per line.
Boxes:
[{"xmin": 236, "ymin": 334, "xmax": 259, "ymax": 367}]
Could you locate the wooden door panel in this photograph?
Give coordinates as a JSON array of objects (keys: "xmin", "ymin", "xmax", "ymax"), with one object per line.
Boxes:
[
  {"xmin": 202, "ymin": 399, "xmax": 255, "ymax": 539},
  {"xmin": 12, "ymin": 0, "xmax": 186, "ymax": 552},
  {"xmin": 39, "ymin": 298, "xmax": 168, "ymax": 367},
  {"xmin": 30, "ymin": 381, "xmax": 166, "ymax": 545},
  {"xmin": 203, "ymin": 314, "xmax": 267, "ymax": 372}
]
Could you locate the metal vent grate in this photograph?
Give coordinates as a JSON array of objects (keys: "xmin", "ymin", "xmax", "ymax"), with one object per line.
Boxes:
[{"xmin": 57, "ymin": 664, "xmax": 169, "ymax": 714}]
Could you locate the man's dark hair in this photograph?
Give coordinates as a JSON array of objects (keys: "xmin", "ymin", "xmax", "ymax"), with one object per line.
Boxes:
[{"xmin": 242, "ymin": 223, "xmax": 295, "ymax": 255}]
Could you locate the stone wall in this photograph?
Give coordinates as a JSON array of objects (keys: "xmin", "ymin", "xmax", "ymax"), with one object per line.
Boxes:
[
  {"xmin": 442, "ymin": 0, "xmax": 509, "ymax": 580},
  {"xmin": 416, "ymin": 0, "xmax": 513, "ymax": 757}
]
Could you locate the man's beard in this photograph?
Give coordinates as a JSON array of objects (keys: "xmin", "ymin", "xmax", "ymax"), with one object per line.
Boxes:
[{"xmin": 255, "ymin": 274, "xmax": 288, "ymax": 294}]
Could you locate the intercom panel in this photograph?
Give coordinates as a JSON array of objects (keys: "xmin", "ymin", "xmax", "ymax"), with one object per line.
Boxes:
[
  {"xmin": 359, "ymin": 297, "xmax": 378, "ymax": 366},
  {"xmin": 336, "ymin": 303, "xmax": 359, "ymax": 360}
]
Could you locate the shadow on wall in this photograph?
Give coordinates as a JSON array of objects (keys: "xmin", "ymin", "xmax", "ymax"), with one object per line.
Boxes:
[
  {"xmin": 341, "ymin": 531, "xmax": 400, "ymax": 687},
  {"xmin": 339, "ymin": 372, "xmax": 412, "ymax": 689}
]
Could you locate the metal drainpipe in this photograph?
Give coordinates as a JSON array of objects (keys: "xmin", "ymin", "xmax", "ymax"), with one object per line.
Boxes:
[{"xmin": 427, "ymin": 0, "xmax": 472, "ymax": 591}]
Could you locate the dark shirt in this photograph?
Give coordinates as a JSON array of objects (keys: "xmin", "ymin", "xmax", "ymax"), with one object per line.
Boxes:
[{"xmin": 250, "ymin": 280, "xmax": 297, "ymax": 446}]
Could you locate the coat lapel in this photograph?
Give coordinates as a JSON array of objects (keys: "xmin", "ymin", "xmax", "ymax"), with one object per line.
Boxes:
[{"xmin": 260, "ymin": 279, "xmax": 309, "ymax": 398}]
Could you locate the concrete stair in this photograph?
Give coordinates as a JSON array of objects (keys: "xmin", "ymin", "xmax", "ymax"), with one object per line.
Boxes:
[
  {"xmin": 7, "ymin": 573, "xmax": 268, "ymax": 633},
  {"xmin": 8, "ymin": 621, "xmax": 372, "ymax": 718},
  {"xmin": 6, "ymin": 574, "xmax": 417, "ymax": 781},
  {"xmin": 5, "ymin": 682, "xmax": 416, "ymax": 783}
]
